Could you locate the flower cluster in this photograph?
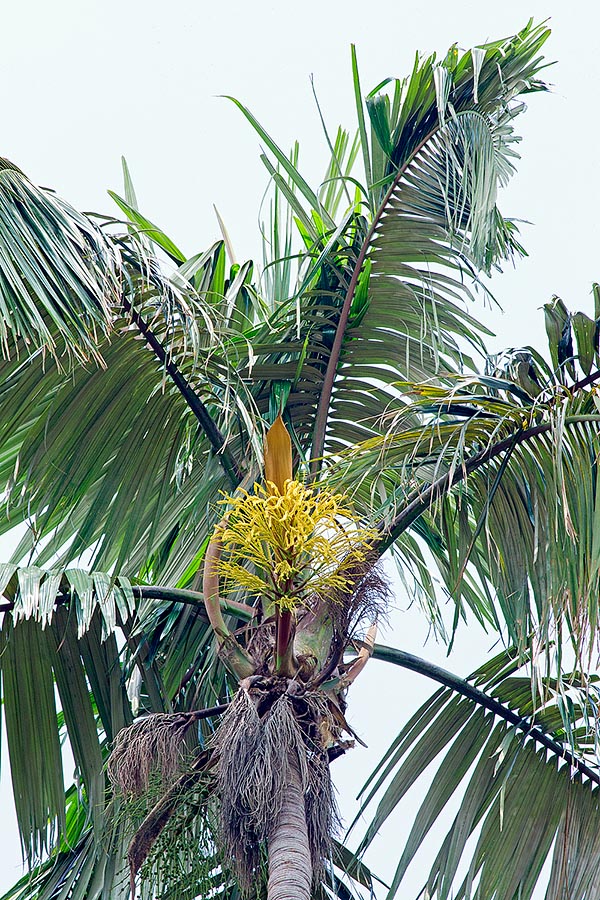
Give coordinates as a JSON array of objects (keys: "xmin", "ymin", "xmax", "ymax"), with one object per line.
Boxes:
[{"xmin": 216, "ymin": 480, "xmax": 376, "ymax": 612}]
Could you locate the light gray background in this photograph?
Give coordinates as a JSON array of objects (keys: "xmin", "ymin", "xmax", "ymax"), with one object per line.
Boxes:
[{"xmin": 0, "ymin": 0, "xmax": 598, "ymax": 894}]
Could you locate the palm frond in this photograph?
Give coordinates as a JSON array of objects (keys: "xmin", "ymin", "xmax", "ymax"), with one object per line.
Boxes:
[
  {"xmin": 356, "ymin": 645, "xmax": 600, "ymax": 900},
  {"xmin": 0, "ymin": 160, "xmax": 119, "ymax": 364},
  {"xmin": 0, "ymin": 242, "xmax": 264, "ymax": 578},
  {"xmin": 193, "ymin": 23, "xmax": 550, "ymax": 475},
  {"xmin": 323, "ymin": 306, "xmax": 600, "ymax": 671},
  {"xmin": 309, "ymin": 21, "xmax": 550, "ymax": 466},
  {"xmin": 0, "ymin": 615, "xmax": 66, "ymax": 863},
  {"xmin": 0, "ymin": 23, "xmax": 576, "ymax": 900}
]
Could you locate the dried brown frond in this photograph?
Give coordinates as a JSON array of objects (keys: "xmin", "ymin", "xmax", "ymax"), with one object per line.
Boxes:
[
  {"xmin": 328, "ymin": 554, "xmax": 391, "ymax": 641},
  {"xmin": 301, "ymin": 693, "xmax": 341, "ymax": 875},
  {"xmin": 108, "ymin": 712, "xmax": 198, "ymax": 797}
]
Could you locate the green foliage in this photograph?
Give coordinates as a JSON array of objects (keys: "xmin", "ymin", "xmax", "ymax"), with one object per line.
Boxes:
[
  {"xmin": 0, "ymin": 160, "xmax": 118, "ymax": 362},
  {"xmin": 2, "ymin": 19, "xmax": 599, "ymax": 900},
  {"xmin": 356, "ymin": 648, "xmax": 600, "ymax": 900}
]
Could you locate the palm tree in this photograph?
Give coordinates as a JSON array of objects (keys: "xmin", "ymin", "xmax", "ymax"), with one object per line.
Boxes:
[{"xmin": 1, "ymin": 18, "xmax": 599, "ymax": 900}]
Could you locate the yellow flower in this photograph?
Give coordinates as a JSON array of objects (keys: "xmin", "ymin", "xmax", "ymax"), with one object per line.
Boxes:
[{"xmin": 216, "ymin": 480, "xmax": 376, "ymax": 612}]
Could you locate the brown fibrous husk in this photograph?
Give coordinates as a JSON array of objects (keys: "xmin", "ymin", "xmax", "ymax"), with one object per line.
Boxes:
[
  {"xmin": 330, "ymin": 555, "xmax": 391, "ymax": 641},
  {"xmin": 211, "ymin": 683, "xmax": 339, "ymax": 895},
  {"xmin": 108, "ymin": 712, "xmax": 198, "ymax": 796}
]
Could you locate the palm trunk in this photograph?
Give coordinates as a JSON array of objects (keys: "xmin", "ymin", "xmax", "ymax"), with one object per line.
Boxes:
[{"xmin": 267, "ymin": 756, "xmax": 312, "ymax": 900}]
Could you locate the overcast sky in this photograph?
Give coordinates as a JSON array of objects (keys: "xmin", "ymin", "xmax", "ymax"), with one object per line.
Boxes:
[{"xmin": 0, "ymin": 0, "xmax": 598, "ymax": 894}]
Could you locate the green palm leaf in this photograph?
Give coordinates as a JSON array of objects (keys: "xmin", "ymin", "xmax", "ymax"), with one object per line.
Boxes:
[
  {"xmin": 0, "ymin": 160, "xmax": 118, "ymax": 362},
  {"xmin": 0, "ymin": 226, "xmax": 264, "ymax": 577},
  {"xmin": 6, "ymin": 22, "xmax": 599, "ymax": 900},
  {"xmin": 356, "ymin": 646, "xmax": 600, "ymax": 900},
  {"xmin": 309, "ymin": 21, "xmax": 550, "ymax": 466}
]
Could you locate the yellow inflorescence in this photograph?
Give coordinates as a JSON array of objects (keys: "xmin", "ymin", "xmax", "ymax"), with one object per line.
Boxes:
[{"xmin": 216, "ymin": 480, "xmax": 376, "ymax": 612}]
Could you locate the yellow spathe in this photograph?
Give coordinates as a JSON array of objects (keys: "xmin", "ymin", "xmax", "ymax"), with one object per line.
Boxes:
[{"xmin": 264, "ymin": 415, "xmax": 293, "ymax": 494}]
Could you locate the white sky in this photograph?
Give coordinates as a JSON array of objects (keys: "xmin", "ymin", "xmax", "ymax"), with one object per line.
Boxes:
[{"xmin": 0, "ymin": 0, "xmax": 598, "ymax": 894}]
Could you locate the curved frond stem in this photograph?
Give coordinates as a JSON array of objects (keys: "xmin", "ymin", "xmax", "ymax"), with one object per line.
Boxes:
[
  {"xmin": 571, "ymin": 367, "xmax": 600, "ymax": 393},
  {"xmin": 376, "ymin": 422, "xmax": 549, "ymax": 552},
  {"xmin": 309, "ymin": 129, "xmax": 436, "ymax": 475},
  {"xmin": 0, "ymin": 585, "xmax": 256, "ymax": 621},
  {"xmin": 377, "ymin": 411, "xmax": 600, "ymax": 553},
  {"xmin": 202, "ymin": 527, "xmax": 256, "ymax": 680},
  {"xmin": 132, "ymin": 586, "xmax": 256, "ymax": 620},
  {"xmin": 372, "ymin": 644, "xmax": 600, "ymax": 788},
  {"xmin": 187, "ymin": 703, "xmax": 229, "ymax": 719},
  {"xmin": 121, "ymin": 296, "xmax": 242, "ymax": 487}
]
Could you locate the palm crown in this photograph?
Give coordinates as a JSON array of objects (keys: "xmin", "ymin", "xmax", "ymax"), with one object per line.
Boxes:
[{"xmin": 1, "ymin": 19, "xmax": 600, "ymax": 900}]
